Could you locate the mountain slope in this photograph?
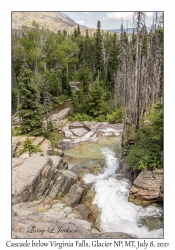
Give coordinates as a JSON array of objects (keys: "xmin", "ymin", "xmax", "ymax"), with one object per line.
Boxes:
[{"xmin": 12, "ymin": 12, "xmax": 95, "ymax": 35}]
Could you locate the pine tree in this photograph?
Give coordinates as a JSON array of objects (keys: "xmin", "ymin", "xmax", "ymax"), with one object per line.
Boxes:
[
  {"xmin": 77, "ymin": 25, "xmax": 81, "ymax": 36},
  {"xmin": 77, "ymin": 61, "xmax": 92, "ymax": 99},
  {"xmin": 87, "ymin": 81, "xmax": 109, "ymax": 118},
  {"xmin": 19, "ymin": 137, "xmax": 42, "ymax": 157},
  {"xmin": 17, "ymin": 65, "xmax": 44, "ymax": 136},
  {"xmin": 95, "ymin": 20, "xmax": 103, "ymax": 80}
]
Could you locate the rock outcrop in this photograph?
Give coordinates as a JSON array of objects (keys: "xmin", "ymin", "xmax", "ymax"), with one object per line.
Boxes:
[
  {"xmin": 12, "ymin": 156, "xmax": 76, "ymax": 205},
  {"xmin": 128, "ymin": 170, "xmax": 163, "ymax": 206}
]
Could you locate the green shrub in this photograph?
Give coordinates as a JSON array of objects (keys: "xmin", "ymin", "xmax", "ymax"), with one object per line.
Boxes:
[
  {"xmin": 124, "ymin": 103, "xmax": 163, "ymax": 170},
  {"xmin": 12, "ymin": 126, "xmax": 21, "ymax": 136},
  {"xmin": 108, "ymin": 107, "xmax": 123, "ymax": 123},
  {"xmin": 95, "ymin": 115, "xmax": 106, "ymax": 122},
  {"xmin": 68, "ymin": 113, "xmax": 94, "ymax": 122},
  {"xmin": 51, "ymin": 95, "xmax": 69, "ymax": 108}
]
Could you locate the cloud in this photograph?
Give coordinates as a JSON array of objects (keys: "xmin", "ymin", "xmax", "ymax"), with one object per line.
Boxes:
[
  {"xmin": 106, "ymin": 12, "xmax": 134, "ymax": 21},
  {"xmin": 84, "ymin": 12, "xmax": 90, "ymax": 15},
  {"xmin": 105, "ymin": 12, "xmax": 154, "ymax": 21},
  {"xmin": 76, "ymin": 20, "xmax": 85, "ymax": 25},
  {"xmin": 145, "ymin": 12, "xmax": 154, "ymax": 17}
]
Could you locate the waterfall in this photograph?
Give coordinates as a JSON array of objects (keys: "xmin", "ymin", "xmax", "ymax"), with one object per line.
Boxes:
[{"xmin": 83, "ymin": 148, "xmax": 163, "ymax": 238}]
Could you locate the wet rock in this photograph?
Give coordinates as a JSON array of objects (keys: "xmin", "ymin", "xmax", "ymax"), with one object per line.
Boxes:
[
  {"xmin": 129, "ymin": 170, "xmax": 163, "ymax": 206},
  {"xmin": 71, "ymin": 159, "xmax": 105, "ymax": 181},
  {"xmin": 80, "ymin": 189, "xmax": 99, "ymax": 225},
  {"xmin": 96, "ymin": 123, "xmax": 124, "ymax": 131},
  {"xmin": 122, "ymin": 163, "xmax": 140, "ymax": 183},
  {"xmin": 61, "ymin": 182, "xmax": 87, "ymax": 207},
  {"xmin": 138, "ymin": 216, "xmax": 163, "ymax": 231},
  {"xmin": 73, "ymin": 204, "xmax": 94, "ymax": 223},
  {"xmin": 58, "ymin": 139, "xmax": 74, "ymax": 150}
]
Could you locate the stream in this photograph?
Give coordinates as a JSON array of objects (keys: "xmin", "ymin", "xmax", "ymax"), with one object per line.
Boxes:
[
  {"xmin": 83, "ymin": 148, "xmax": 163, "ymax": 238},
  {"xmin": 63, "ymin": 125, "xmax": 163, "ymax": 238}
]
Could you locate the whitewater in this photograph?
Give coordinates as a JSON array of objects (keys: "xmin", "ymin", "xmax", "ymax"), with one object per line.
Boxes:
[{"xmin": 83, "ymin": 148, "xmax": 163, "ymax": 238}]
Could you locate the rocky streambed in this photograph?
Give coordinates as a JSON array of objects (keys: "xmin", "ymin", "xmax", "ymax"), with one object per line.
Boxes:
[{"xmin": 12, "ymin": 108, "xmax": 163, "ymax": 238}]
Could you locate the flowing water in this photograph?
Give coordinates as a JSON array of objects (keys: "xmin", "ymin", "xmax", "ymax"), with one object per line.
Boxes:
[
  {"xmin": 83, "ymin": 148, "xmax": 163, "ymax": 238},
  {"xmin": 63, "ymin": 125, "xmax": 163, "ymax": 238}
]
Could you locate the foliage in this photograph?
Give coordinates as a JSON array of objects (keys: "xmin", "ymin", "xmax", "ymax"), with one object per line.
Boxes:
[
  {"xmin": 68, "ymin": 113, "xmax": 107, "ymax": 123},
  {"xmin": 19, "ymin": 137, "xmax": 42, "ymax": 157},
  {"xmin": 12, "ymin": 126, "xmax": 21, "ymax": 136},
  {"xmin": 17, "ymin": 66, "xmax": 44, "ymax": 136},
  {"xmin": 12, "ymin": 87, "xmax": 18, "ymax": 112},
  {"xmin": 75, "ymin": 61, "xmax": 93, "ymax": 97},
  {"xmin": 108, "ymin": 107, "xmax": 123, "ymax": 123},
  {"xmin": 48, "ymin": 132, "xmax": 64, "ymax": 155},
  {"xmin": 124, "ymin": 103, "xmax": 163, "ymax": 170},
  {"xmin": 87, "ymin": 81, "xmax": 110, "ymax": 117},
  {"xmin": 68, "ymin": 113, "xmax": 94, "ymax": 122}
]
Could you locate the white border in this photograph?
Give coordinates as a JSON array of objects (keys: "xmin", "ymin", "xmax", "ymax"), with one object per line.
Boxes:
[{"xmin": 1, "ymin": 0, "xmax": 174, "ymax": 249}]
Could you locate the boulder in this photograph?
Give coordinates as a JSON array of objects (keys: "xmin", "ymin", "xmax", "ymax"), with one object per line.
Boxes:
[
  {"xmin": 70, "ymin": 127, "xmax": 89, "ymax": 137},
  {"xmin": 129, "ymin": 170, "xmax": 163, "ymax": 206}
]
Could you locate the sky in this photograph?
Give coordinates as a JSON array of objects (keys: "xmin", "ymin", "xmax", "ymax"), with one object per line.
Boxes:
[{"xmin": 63, "ymin": 12, "xmax": 162, "ymax": 30}]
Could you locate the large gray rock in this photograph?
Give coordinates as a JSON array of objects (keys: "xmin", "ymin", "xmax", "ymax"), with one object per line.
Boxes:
[
  {"xmin": 12, "ymin": 156, "xmax": 52, "ymax": 204},
  {"xmin": 129, "ymin": 170, "xmax": 163, "ymax": 206},
  {"xmin": 70, "ymin": 128, "xmax": 89, "ymax": 137},
  {"xmin": 44, "ymin": 170, "xmax": 77, "ymax": 202},
  {"xmin": 12, "ymin": 156, "xmax": 76, "ymax": 204}
]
